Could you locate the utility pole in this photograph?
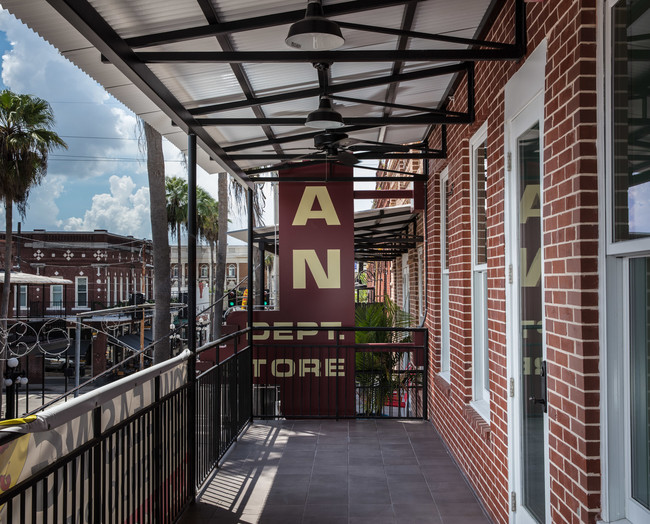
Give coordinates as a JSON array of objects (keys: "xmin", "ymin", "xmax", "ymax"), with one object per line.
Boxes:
[{"xmin": 140, "ymin": 242, "xmax": 146, "ymax": 369}]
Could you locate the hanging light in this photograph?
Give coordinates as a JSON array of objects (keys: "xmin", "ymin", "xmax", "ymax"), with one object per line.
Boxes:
[
  {"xmin": 305, "ymin": 97, "xmax": 345, "ymax": 129},
  {"xmin": 285, "ymin": 0, "xmax": 345, "ymax": 51}
]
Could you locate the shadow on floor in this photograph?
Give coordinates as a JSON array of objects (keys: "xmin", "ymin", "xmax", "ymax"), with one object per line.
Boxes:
[{"xmin": 180, "ymin": 420, "xmax": 492, "ymax": 524}]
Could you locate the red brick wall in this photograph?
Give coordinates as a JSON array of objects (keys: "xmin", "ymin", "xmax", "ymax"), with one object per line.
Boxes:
[{"xmin": 424, "ymin": 1, "xmax": 600, "ymax": 523}]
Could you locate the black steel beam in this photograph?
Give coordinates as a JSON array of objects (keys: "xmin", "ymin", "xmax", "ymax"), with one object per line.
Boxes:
[
  {"xmin": 136, "ymin": 48, "xmax": 525, "ymax": 63},
  {"xmin": 195, "ymin": 115, "xmax": 471, "ymax": 126},
  {"xmin": 44, "ymin": 0, "xmax": 252, "ymax": 187},
  {"xmin": 188, "ymin": 63, "xmax": 468, "ymax": 116},
  {"xmin": 231, "ymin": 152, "xmax": 442, "ymax": 161},
  {"xmin": 194, "ymin": 0, "xmax": 284, "ymax": 157},
  {"xmin": 248, "ymin": 175, "xmax": 427, "ymax": 183},
  {"xmin": 329, "ymin": 94, "xmax": 465, "ymax": 117},
  {"xmin": 125, "ymin": 0, "xmax": 423, "ymax": 48},
  {"xmin": 336, "ymin": 21, "xmax": 512, "ymax": 49}
]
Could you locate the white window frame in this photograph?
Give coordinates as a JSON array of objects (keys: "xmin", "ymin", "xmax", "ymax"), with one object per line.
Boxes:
[
  {"xmin": 200, "ymin": 264, "xmax": 208, "ymax": 278},
  {"xmin": 605, "ymin": 0, "xmax": 650, "ymax": 257},
  {"xmin": 470, "ymin": 123, "xmax": 490, "ymax": 419},
  {"xmin": 50, "ymin": 284, "xmax": 63, "ymax": 308},
  {"xmin": 601, "ymin": 2, "xmax": 650, "ymax": 522},
  {"xmin": 14, "ymin": 284, "xmax": 27, "ymax": 311},
  {"xmin": 75, "ymin": 276, "xmax": 89, "ymax": 309},
  {"xmin": 227, "ymin": 264, "xmax": 236, "ymax": 278},
  {"xmin": 440, "ymin": 168, "xmax": 451, "ymax": 381}
]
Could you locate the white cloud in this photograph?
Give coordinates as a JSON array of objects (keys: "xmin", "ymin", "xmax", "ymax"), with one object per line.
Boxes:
[
  {"xmin": 0, "ymin": 11, "xmax": 143, "ymax": 180},
  {"xmin": 60, "ymin": 175, "xmax": 151, "ymax": 239}
]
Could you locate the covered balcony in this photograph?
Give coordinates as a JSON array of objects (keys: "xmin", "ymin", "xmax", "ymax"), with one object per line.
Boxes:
[{"xmin": 0, "ymin": 1, "xmax": 532, "ymax": 522}]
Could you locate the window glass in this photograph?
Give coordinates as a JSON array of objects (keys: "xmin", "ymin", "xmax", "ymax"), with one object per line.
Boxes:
[
  {"xmin": 612, "ymin": 1, "xmax": 650, "ymax": 241},
  {"xmin": 18, "ymin": 285, "xmax": 27, "ymax": 309},
  {"xmin": 77, "ymin": 277, "xmax": 88, "ymax": 307},
  {"xmin": 472, "ymin": 135, "xmax": 489, "ymax": 405},
  {"xmin": 475, "ymin": 141, "xmax": 488, "ymax": 264},
  {"xmin": 444, "ymin": 179, "xmax": 450, "ymax": 270},
  {"xmin": 51, "ymin": 284, "xmax": 63, "ymax": 307},
  {"xmin": 630, "ymin": 257, "xmax": 650, "ymax": 509}
]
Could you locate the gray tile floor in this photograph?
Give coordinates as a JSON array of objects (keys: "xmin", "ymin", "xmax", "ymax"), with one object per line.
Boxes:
[{"xmin": 181, "ymin": 420, "xmax": 492, "ymax": 524}]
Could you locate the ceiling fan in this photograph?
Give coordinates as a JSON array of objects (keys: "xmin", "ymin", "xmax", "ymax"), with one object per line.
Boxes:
[{"xmin": 262, "ymin": 131, "xmax": 425, "ymax": 168}]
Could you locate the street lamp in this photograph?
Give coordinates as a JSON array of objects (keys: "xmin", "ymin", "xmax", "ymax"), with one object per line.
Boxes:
[{"xmin": 4, "ymin": 357, "xmax": 28, "ymax": 420}]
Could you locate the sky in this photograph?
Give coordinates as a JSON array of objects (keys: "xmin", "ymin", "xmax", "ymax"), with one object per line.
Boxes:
[
  {"xmin": 0, "ymin": 9, "xmax": 377, "ymax": 244},
  {"xmin": 0, "ymin": 9, "xmax": 283, "ymax": 241}
]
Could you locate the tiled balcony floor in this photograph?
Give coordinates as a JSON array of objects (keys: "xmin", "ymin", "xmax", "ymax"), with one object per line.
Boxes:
[{"xmin": 181, "ymin": 420, "xmax": 492, "ymax": 524}]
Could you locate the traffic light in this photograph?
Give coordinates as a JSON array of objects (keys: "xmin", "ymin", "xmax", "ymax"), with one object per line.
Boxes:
[
  {"xmin": 228, "ymin": 289, "xmax": 236, "ymax": 308},
  {"xmin": 129, "ymin": 292, "xmax": 145, "ymax": 320},
  {"xmin": 263, "ymin": 289, "xmax": 270, "ymax": 306}
]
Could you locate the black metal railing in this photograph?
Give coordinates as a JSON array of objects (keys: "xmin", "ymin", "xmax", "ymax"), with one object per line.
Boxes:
[
  {"xmin": 0, "ymin": 328, "xmax": 253, "ymax": 524},
  {"xmin": 251, "ymin": 326, "xmax": 427, "ymax": 420},
  {"xmin": 195, "ymin": 335, "xmax": 252, "ymax": 487}
]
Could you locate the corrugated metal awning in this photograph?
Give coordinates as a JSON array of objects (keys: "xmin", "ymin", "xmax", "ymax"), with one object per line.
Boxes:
[
  {"xmin": 0, "ymin": 272, "xmax": 73, "ymax": 285},
  {"xmin": 1, "ymin": 0, "xmax": 526, "ymax": 186}
]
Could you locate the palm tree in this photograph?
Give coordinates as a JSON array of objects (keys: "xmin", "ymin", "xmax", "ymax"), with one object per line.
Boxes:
[
  {"xmin": 354, "ymin": 297, "xmax": 413, "ymax": 415},
  {"xmin": 0, "ymin": 90, "xmax": 66, "ymax": 323},
  {"xmin": 142, "ymin": 121, "xmax": 170, "ymax": 363},
  {"xmin": 166, "ymin": 176, "xmax": 187, "ymax": 300},
  {"xmin": 196, "ymin": 188, "xmax": 219, "ymax": 338}
]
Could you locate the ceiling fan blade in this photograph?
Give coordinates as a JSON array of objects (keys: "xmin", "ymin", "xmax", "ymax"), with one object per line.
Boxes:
[
  {"xmin": 346, "ymin": 144, "xmax": 411, "ymax": 153},
  {"xmin": 243, "ymin": 152, "xmax": 326, "ymax": 174},
  {"xmin": 337, "ymin": 137, "xmax": 415, "ymax": 152},
  {"xmin": 261, "ymin": 147, "xmax": 315, "ymax": 152},
  {"xmin": 336, "ymin": 150, "xmax": 360, "ymax": 166}
]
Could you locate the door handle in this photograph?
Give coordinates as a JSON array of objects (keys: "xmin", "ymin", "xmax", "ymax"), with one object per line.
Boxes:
[{"xmin": 528, "ymin": 360, "xmax": 547, "ymax": 413}]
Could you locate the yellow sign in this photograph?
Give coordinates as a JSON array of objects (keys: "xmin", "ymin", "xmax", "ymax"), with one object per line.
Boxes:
[{"xmin": 0, "ymin": 433, "xmax": 30, "ymax": 498}]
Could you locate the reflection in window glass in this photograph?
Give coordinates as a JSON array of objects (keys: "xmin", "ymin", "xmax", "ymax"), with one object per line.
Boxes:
[
  {"xmin": 475, "ymin": 141, "xmax": 488, "ymax": 265},
  {"xmin": 444, "ymin": 179, "xmax": 450, "ymax": 270},
  {"xmin": 613, "ymin": 1, "xmax": 650, "ymax": 241},
  {"xmin": 630, "ymin": 257, "xmax": 650, "ymax": 509}
]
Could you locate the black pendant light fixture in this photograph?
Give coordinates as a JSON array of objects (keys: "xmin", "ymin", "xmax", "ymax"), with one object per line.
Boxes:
[
  {"xmin": 285, "ymin": 0, "xmax": 345, "ymax": 51},
  {"xmin": 305, "ymin": 97, "xmax": 345, "ymax": 129}
]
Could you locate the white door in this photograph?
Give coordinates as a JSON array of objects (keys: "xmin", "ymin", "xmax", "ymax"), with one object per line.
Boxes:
[{"xmin": 506, "ymin": 91, "xmax": 549, "ymax": 523}]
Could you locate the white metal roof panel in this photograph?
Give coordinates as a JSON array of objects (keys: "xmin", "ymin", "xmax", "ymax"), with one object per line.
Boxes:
[
  {"xmin": 89, "ymin": 0, "xmax": 208, "ymax": 40},
  {"xmin": 2, "ymin": 0, "xmax": 502, "ymax": 178}
]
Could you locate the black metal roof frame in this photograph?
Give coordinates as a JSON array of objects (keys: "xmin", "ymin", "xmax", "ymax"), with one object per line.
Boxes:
[
  {"xmin": 230, "ymin": 205, "xmax": 421, "ymax": 262},
  {"xmin": 41, "ymin": 0, "xmax": 526, "ymax": 185}
]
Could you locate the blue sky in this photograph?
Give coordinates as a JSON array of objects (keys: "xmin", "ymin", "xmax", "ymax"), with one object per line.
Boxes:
[
  {"xmin": 0, "ymin": 9, "xmax": 224, "ymax": 240},
  {"xmin": 0, "ymin": 9, "xmax": 375, "ymax": 242}
]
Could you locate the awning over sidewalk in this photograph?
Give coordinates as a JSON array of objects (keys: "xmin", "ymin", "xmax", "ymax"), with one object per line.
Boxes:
[
  {"xmin": 228, "ymin": 204, "xmax": 421, "ymax": 261},
  {"xmin": 0, "ymin": 272, "xmax": 72, "ymax": 285}
]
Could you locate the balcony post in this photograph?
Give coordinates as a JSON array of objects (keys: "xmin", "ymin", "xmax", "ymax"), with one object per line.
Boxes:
[{"xmin": 187, "ymin": 132, "xmax": 197, "ymax": 500}]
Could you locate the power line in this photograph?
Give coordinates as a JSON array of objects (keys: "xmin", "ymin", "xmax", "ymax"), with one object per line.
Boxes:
[{"xmin": 59, "ymin": 135, "xmax": 139, "ymax": 141}]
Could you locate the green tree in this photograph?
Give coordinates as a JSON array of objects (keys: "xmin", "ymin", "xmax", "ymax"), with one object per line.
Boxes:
[
  {"xmin": 166, "ymin": 176, "xmax": 187, "ymax": 300},
  {"xmin": 196, "ymin": 188, "xmax": 219, "ymax": 338},
  {"xmin": 0, "ymin": 90, "xmax": 66, "ymax": 323},
  {"xmin": 354, "ymin": 297, "xmax": 412, "ymax": 415}
]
